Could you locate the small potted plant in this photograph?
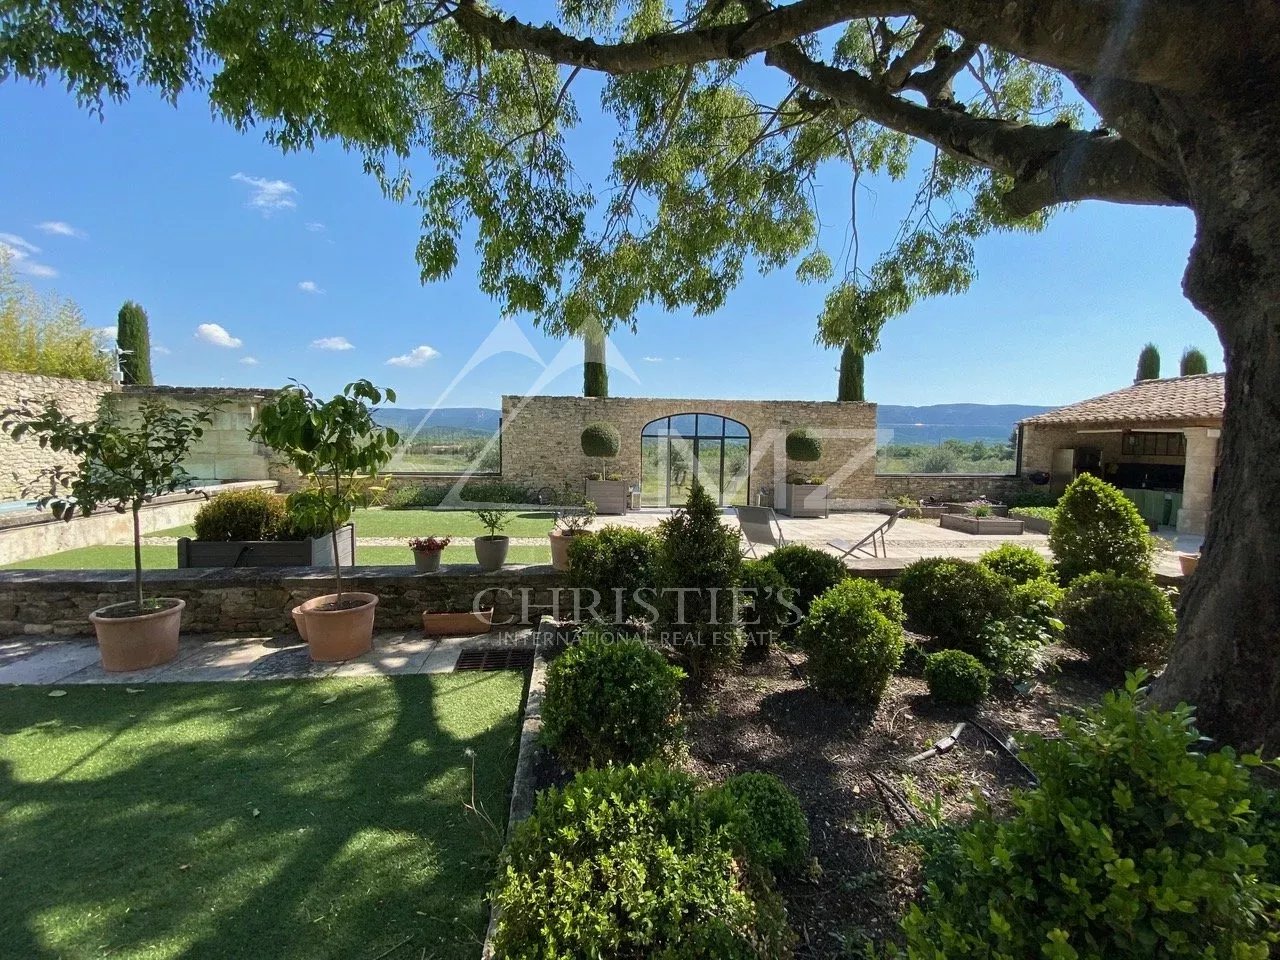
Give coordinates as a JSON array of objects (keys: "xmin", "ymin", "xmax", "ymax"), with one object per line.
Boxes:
[
  {"xmin": 1, "ymin": 396, "xmax": 218, "ymax": 671},
  {"xmin": 581, "ymin": 421, "xmax": 628, "ymax": 514},
  {"xmin": 409, "ymin": 535, "xmax": 451, "ymax": 573},
  {"xmin": 474, "ymin": 508, "xmax": 511, "ymax": 570},
  {"xmin": 782, "ymin": 428, "xmax": 828, "ymax": 517},
  {"xmin": 548, "ymin": 500, "xmax": 596, "ymax": 571},
  {"xmin": 251, "ymin": 379, "xmax": 399, "ymax": 661}
]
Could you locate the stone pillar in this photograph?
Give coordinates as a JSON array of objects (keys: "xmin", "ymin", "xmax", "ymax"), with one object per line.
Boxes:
[{"xmin": 1177, "ymin": 427, "xmax": 1219, "ymax": 534}]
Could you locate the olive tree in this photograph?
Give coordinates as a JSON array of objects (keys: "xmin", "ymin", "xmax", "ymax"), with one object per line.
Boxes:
[{"xmin": 4, "ymin": 0, "xmax": 1279, "ymax": 747}]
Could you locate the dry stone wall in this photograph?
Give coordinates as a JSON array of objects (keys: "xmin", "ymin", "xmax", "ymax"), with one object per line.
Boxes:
[{"xmin": 0, "ymin": 372, "xmax": 116, "ymax": 500}]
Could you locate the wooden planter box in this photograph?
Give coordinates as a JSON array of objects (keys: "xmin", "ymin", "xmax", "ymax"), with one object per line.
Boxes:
[
  {"xmin": 939, "ymin": 514, "xmax": 1024, "ymax": 536},
  {"xmin": 782, "ymin": 483, "xmax": 829, "ymax": 518},
  {"xmin": 177, "ymin": 524, "xmax": 355, "ymax": 568},
  {"xmin": 1015, "ymin": 514, "xmax": 1053, "ymax": 534},
  {"xmin": 585, "ymin": 478, "xmax": 629, "ymax": 515},
  {"xmin": 422, "ymin": 607, "xmax": 493, "ymax": 637},
  {"xmin": 943, "ymin": 502, "xmax": 1009, "ymax": 516}
]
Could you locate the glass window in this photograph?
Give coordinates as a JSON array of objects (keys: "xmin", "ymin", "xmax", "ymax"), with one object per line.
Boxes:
[
  {"xmin": 641, "ymin": 417, "xmax": 670, "ymax": 437},
  {"xmin": 669, "ymin": 414, "xmax": 697, "ymax": 437},
  {"xmin": 640, "ymin": 414, "xmax": 751, "ymax": 507},
  {"xmin": 724, "ymin": 418, "xmax": 749, "ymax": 438}
]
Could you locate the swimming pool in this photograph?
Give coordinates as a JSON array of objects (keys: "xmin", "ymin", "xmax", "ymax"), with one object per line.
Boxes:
[{"xmin": 0, "ymin": 500, "xmax": 37, "ymax": 515}]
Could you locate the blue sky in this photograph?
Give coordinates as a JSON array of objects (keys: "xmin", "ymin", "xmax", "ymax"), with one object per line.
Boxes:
[{"xmin": 0, "ymin": 77, "xmax": 1218, "ymax": 411}]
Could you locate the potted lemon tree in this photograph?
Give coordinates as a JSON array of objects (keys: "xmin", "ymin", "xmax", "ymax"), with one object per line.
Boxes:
[
  {"xmin": 251, "ymin": 379, "xmax": 399, "ymax": 661},
  {"xmin": 1, "ymin": 396, "xmax": 217, "ymax": 671}
]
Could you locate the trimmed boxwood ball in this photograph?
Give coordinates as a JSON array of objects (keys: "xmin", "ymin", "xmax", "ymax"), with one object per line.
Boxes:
[
  {"xmin": 193, "ymin": 488, "xmax": 290, "ymax": 542},
  {"xmin": 712, "ymin": 772, "xmax": 810, "ymax": 874},
  {"xmin": 737, "ymin": 559, "xmax": 791, "ymax": 661},
  {"xmin": 785, "ymin": 427, "xmax": 823, "ymax": 462},
  {"xmin": 540, "ymin": 631, "xmax": 684, "ymax": 769},
  {"xmin": 896, "ymin": 557, "xmax": 1014, "ymax": 653},
  {"xmin": 1050, "ymin": 472, "xmax": 1153, "ymax": 584},
  {"xmin": 492, "ymin": 763, "xmax": 793, "ymax": 959},
  {"xmin": 978, "ymin": 543, "xmax": 1051, "ymax": 585},
  {"xmin": 580, "ymin": 420, "xmax": 621, "ymax": 458},
  {"xmin": 799, "ymin": 579, "xmax": 905, "ymax": 705},
  {"xmin": 925, "ymin": 649, "xmax": 992, "ymax": 705},
  {"xmin": 1060, "ymin": 571, "xmax": 1176, "ymax": 675},
  {"xmin": 761, "ymin": 543, "xmax": 846, "ymax": 627},
  {"xmin": 566, "ymin": 526, "xmax": 661, "ymax": 626}
]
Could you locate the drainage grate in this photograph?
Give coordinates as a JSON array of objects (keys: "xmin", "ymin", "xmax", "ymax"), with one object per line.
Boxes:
[{"xmin": 454, "ymin": 648, "xmax": 535, "ymax": 672}]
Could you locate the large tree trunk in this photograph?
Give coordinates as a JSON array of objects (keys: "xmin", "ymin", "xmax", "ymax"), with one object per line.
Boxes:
[{"xmin": 1152, "ymin": 93, "xmax": 1280, "ymax": 755}]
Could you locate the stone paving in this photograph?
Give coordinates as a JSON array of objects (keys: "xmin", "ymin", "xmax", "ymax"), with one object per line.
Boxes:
[{"xmin": 0, "ymin": 626, "xmax": 537, "ymax": 687}]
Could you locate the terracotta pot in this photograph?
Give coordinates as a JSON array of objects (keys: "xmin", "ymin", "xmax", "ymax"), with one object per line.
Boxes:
[
  {"xmin": 548, "ymin": 530, "xmax": 579, "ymax": 571},
  {"xmin": 291, "ymin": 605, "xmax": 309, "ymax": 643},
  {"xmin": 474, "ymin": 535, "xmax": 510, "ymax": 571},
  {"xmin": 89, "ymin": 598, "xmax": 185, "ymax": 672},
  {"xmin": 1178, "ymin": 552, "xmax": 1201, "ymax": 577},
  {"xmin": 423, "ymin": 607, "xmax": 493, "ymax": 637},
  {"xmin": 297, "ymin": 592, "xmax": 378, "ymax": 662},
  {"xmin": 413, "ymin": 550, "xmax": 443, "ymax": 573}
]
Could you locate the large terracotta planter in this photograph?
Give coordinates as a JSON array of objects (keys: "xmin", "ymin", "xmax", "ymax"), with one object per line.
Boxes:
[
  {"xmin": 475, "ymin": 535, "xmax": 510, "ymax": 571},
  {"xmin": 1178, "ymin": 552, "xmax": 1200, "ymax": 577},
  {"xmin": 548, "ymin": 530, "xmax": 584, "ymax": 571},
  {"xmin": 296, "ymin": 592, "xmax": 378, "ymax": 662},
  {"xmin": 89, "ymin": 598, "xmax": 185, "ymax": 672},
  {"xmin": 423, "ymin": 607, "xmax": 493, "ymax": 637}
]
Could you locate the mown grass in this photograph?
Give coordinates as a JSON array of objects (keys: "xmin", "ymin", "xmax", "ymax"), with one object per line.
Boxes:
[
  {"xmin": 0, "ymin": 674, "xmax": 524, "ymax": 960},
  {"xmin": 3, "ymin": 543, "xmax": 552, "ymax": 570},
  {"xmin": 153, "ymin": 508, "xmax": 560, "ymax": 541}
]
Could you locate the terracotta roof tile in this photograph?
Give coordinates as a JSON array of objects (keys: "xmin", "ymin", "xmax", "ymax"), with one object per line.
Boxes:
[{"xmin": 1021, "ymin": 373, "xmax": 1224, "ymax": 426}]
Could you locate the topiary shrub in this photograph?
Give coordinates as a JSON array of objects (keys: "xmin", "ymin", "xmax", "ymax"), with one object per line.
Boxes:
[
  {"xmin": 493, "ymin": 763, "xmax": 793, "ymax": 959},
  {"xmin": 193, "ymin": 488, "xmax": 290, "ymax": 541},
  {"xmin": 540, "ymin": 631, "xmax": 684, "ymax": 769},
  {"xmin": 799, "ymin": 579, "xmax": 905, "ymax": 705},
  {"xmin": 924, "ymin": 649, "xmax": 991, "ymax": 705},
  {"xmin": 580, "ymin": 421, "xmax": 621, "ymax": 457},
  {"xmin": 901, "ymin": 676, "xmax": 1280, "ymax": 959},
  {"xmin": 761, "ymin": 543, "xmax": 846, "ymax": 628},
  {"xmin": 1135, "ymin": 341, "xmax": 1161, "ymax": 380},
  {"xmin": 566, "ymin": 526, "xmax": 661, "ymax": 626},
  {"xmin": 978, "ymin": 543, "xmax": 1051, "ymax": 585},
  {"xmin": 1012, "ymin": 576, "xmax": 1065, "ymax": 623},
  {"xmin": 896, "ymin": 557, "xmax": 1014, "ymax": 653},
  {"xmin": 736, "ymin": 559, "xmax": 792, "ymax": 661},
  {"xmin": 1049, "ymin": 472, "xmax": 1153, "ymax": 584},
  {"xmin": 712, "ymin": 772, "xmax": 810, "ymax": 874},
  {"xmin": 1180, "ymin": 346, "xmax": 1210, "ymax": 376},
  {"xmin": 1060, "ymin": 571, "xmax": 1176, "ymax": 675},
  {"xmin": 658, "ymin": 478, "xmax": 743, "ymax": 682},
  {"xmin": 785, "ymin": 428, "xmax": 823, "ymax": 463}
]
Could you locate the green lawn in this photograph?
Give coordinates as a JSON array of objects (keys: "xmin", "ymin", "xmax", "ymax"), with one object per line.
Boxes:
[
  {"xmin": 0, "ymin": 675, "xmax": 524, "ymax": 960},
  {"xmin": 153, "ymin": 507, "xmax": 560, "ymax": 541},
  {"xmin": 3, "ymin": 543, "xmax": 552, "ymax": 570}
]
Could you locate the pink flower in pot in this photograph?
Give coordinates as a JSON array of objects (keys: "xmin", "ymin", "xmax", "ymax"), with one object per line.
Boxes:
[{"xmin": 409, "ymin": 536, "xmax": 451, "ymax": 573}]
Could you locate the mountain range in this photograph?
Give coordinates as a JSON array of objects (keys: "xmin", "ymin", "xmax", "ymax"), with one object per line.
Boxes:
[{"xmin": 375, "ymin": 402, "xmax": 1055, "ymax": 444}]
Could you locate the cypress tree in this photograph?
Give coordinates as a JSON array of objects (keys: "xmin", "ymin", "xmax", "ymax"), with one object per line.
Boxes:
[
  {"xmin": 583, "ymin": 322, "xmax": 608, "ymax": 398},
  {"xmin": 838, "ymin": 344, "xmax": 865, "ymax": 401},
  {"xmin": 1135, "ymin": 342, "xmax": 1161, "ymax": 382},
  {"xmin": 116, "ymin": 301, "xmax": 153, "ymax": 385},
  {"xmin": 1180, "ymin": 346, "xmax": 1209, "ymax": 376}
]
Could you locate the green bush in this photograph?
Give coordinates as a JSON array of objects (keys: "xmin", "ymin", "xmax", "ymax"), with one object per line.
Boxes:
[
  {"xmin": 1049, "ymin": 473, "xmax": 1153, "ymax": 584},
  {"xmin": 385, "ymin": 483, "xmax": 448, "ymax": 509},
  {"xmin": 1010, "ymin": 505, "xmax": 1056, "ymax": 523},
  {"xmin": 897, "ymin": 557, "xmax": 1014, "ymax": 653},
  {"xmin": 737, "ymin": 559, "xmax": 792, "ymax": 661},
  {"xmin": 1005, "ymin": 490, "xmax": 1057, "ymax": 508},
  {"xmin": 1012, "ymin": 576, "xmax": 1064, "ymax": 623},
  {"xmin": 899, "ymin": 638, "xmax": 929, "ymax": 677},
  {"xmin": 902, "ymin": 676, "xmax": 1279, "ymax": 959},
  {"xmin": 977, "ymin": 616, "xmax": 1052, "ymax": 684},
  {"xmin": 0, "ymin": 254, "xmax": 113, "ymax": 381},
  {"xmin": 785, "ymin": 428, "xmax": 822, "ymax": 462},
  {"xmin": 567, "ymin": 526, "xmax": 661, "ymax": 626},
  {"xmin": 799, "ymin": 579, "xmax": 905, "ymax": 705},
  {"xmin": 978, "ymin": 543, "xmax": 1051, "ymax": 585},
  {"xmin": 924, "ymin": 649, "xmax": 991, "ymax": 705},
  {"xmin": 580, "ymin": 421, "xmax": 621, "ymax": 458},
  {"xmin": 761, "ymin": 543, "xmax": 847, "ymax": 626},
  {"xmin": 713, "ymin": 772, "xmax": 810, "ymax": 874},
  {"xmin": 1060, "ymin": 572, "xmax": 1176, "ymax": 674},
  {"xmin": 541, "ymin": 632, "xmax": 684, "ymax": 769},
  {"xmin": 193, "ymin": 488, "xmax": 290, "ymax": 541},
  {"xmin": 658, "ymin": 479, "xmax": 743, "ymax": 682},
  {"xmin": 493, "ymin": 763, "xmax": 793, "ymax": 959}
]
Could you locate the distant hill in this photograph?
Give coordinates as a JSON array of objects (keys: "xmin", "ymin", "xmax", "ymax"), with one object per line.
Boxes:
[
  {"xmin": 876, "ymin": 403, "xmax": 1053, "ymax": 443},
  {"xmin": 374, "ymin": 407, "xmax": 501, "ymax": 436}
]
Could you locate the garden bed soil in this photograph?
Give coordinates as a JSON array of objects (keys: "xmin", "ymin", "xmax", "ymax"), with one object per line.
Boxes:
[{"xmin": 679, "ymin": 641, "xmax": 1109, "ymax": 957}]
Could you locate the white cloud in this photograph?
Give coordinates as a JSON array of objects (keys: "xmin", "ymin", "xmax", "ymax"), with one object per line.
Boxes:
[
  {"xmin": 153, "ymin": 344, "xmax": 172, "ymax": 356},
  {"xmin": 195, "ymin": 323, "xmax": 243, "ymax": 348},
  {"xmin": 641, "ymin": 356, "xmax": 663, "ymax": 363},
  {"xmin": 386, "ymin": 345, "xmax": 440, "ymax": 368},
  {"xmin": 305, "ymin": 221, "xmax": 326, "ymax": 232},
  {"xmin": 37, "ymin": 221, "xmax": 87, "ymax": 239},
  {"xmin": 0, "ymin": 232, "xmax": 58, "ymax": 278},
  {"xmin": 312, "ymin": 336, "xmax": 354, "ymax": 351},
  {"xmin": 95, "ymin": 325, "xmax": 117, "ymax": 342},
  {"xmin": 239, "ymin": 356, "xmax": 260, "ymax": 366},
  {"xmin": 230, "ymin": 173, "xmax": 298, "ymax": 213},
  {"xmin": 297, "ymin": 280, "xmax": 325, "ymax": 295}
]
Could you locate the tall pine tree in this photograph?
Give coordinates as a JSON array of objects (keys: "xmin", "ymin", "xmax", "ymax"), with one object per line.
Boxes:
[{"xmin": 116, "ymin": 301, "xmax": 153, "ymax": 385}]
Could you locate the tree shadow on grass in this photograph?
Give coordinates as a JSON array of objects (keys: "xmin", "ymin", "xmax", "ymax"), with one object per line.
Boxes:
[{"xmin": 0, "ymin": 672, "xmax": 525, "ymax": 960}]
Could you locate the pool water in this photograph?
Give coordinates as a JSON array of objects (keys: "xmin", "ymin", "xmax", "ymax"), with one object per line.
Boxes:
[{"xmin": 0, "ymin": 500, "xmax": 37, "ymax": 515}]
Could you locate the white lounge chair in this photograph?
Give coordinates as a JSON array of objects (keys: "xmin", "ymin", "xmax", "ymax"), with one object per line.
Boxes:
[
  {"xmin": 827, "ymin": 510, "xmax": 903, "ymax": 562},
  {"xmin": 736, "ymin": 505, "xmax": 787, "ymax": 557}
]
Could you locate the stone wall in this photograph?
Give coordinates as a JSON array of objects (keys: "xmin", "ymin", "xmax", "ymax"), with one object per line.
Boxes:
[
  {"xmin": 0, "ymin": 564, "xmax": 565, "ymax": 637},
  {"xmin": 500, "ymin": 395, "xmax": 878, "ymax": 505},
  {"xmin": 874, "ymin": 473, "xmax": 1033, "ymax": 504},
  {"xmin": 0, "ymin": 372, "xmax": 116, "ymax": 500}
]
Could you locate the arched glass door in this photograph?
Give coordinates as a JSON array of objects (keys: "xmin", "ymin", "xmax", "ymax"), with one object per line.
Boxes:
[{"xmin": 641, "ymin": 414, "xmax": 750, "ymax": 507}]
